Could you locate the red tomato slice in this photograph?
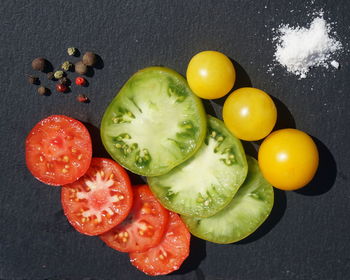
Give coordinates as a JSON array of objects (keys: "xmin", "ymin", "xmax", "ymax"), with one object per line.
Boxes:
[
  {"xmin": 61, "ymin": 158, "xmax": 133, "ymax": 236},
  {"xmin": 25, "ymin": 115, "xmax": 92, "ymax": 186},
  {"xmin": 129, "ymin": 212, "xmax": 191, "ymax": 276},
  {"xmin": 100, "ymin": 185, "xmax": 169, "ymax": 253}
]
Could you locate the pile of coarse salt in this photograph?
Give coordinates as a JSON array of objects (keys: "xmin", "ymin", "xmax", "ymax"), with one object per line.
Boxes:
[{"xmin": 273, "ymin": 12, "xmax": 342, "ymax": 78}]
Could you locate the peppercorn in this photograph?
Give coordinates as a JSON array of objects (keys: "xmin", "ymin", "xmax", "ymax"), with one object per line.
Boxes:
[
  {"xmin": 76, "ymin": 94, "xmax": 89, "ymax": 103},
  {"xmin": 54, "ymin": 70, "xmax": 65, "ymax": 79},
  {"xmin": 75, "ymin": 61, "xmax": 88, "ymax": 75},
  {"xmin": 59, "ymin": 77, "xmax": 70, "ymax": 86},
  {"xmin": 67, "ymin": 47, "xmax": 77, "ymax": 56},
  {"xmin": 75, "ymin": 77, "xmax": 86, "ymax": 86},
  {"xmin": 82, "ymin": 52, "xmax": 97, "ymax": 66},
  {"xmin": 37, "ymin": 86, "xmax": 47, "ymax": 95},
  {"xmin": 61, "ymin": 61, "xmax": 72, "ymax": 71},
  {"xmin": 47, "ymin": 72, "xmax": 55, "ymax": 80},
  {"xmin": 56, "ymin": 83, "xmax": 68, "ymax": 93},
  {"xmin": 32, "ymin": 58, "xmax": 47, "ymax": 72},
  {"xmin": 27, "ymin": 75, "xmax": 39, "ymax": 85}
]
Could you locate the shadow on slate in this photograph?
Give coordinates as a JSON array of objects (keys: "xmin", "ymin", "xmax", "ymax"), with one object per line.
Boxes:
[
  {"xmin": 242, "ymin": 140, "xmax": 258, "ymax": 159},
  {"xmin": 128, "ymin": 171, "xmax": 147, "ymax": 185},
  {"xmin": 85, "ymin": 66, "xmax": 95, "ymax": 78},
  {"xmin": 271, "ymin": 96, "xmax": 296, "ymax": 131},
  {"xmin": 295, "ymin": 136, "xmax": 337, "ymax": 196},
  {"xmin": 202, "ymin": 99, "xmax": 218, "ymax": 118},
  {"xmin": 43, "ymin": 60, "xmax": 54, "ymax": 73},
  {"xmin": 94, "ymin": 54, "xmax": 104, "ymax": 70},
  {"xmin": 82, "ymin": 122, "xmax": 110, "ymax": 158},
  {"xmin": 235, "ymin": 188, "xmax": 287, "ymax": 244},
  {"xmin": 173, "ymin": 236, "xmax": 207, "ymax": 275},
  {"xmin": 43, "ymin": 88, "xmax": 52, "ymax": 96},
  {"xmin": 39, "ymin": 210, "xmax": 75, "ymax": 233},
  {"xmin": 72, "ymin": 49, "xmax": 81, "ymax": 57},
  {"xmin": 82, "ymin": 78, "xmax": 90, "ymax": 87},
  {"xmin": 211, "ymin": 58, "xmax": 253, "ymax": 107}
]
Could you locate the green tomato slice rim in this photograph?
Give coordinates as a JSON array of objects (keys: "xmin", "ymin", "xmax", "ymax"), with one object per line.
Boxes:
[{"xmin": 181, "ymin": 156, "xmax": 274, "ymax": 244}]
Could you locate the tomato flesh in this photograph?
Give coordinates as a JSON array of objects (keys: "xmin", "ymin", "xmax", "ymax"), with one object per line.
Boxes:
[
  {"xmin": 61, "ymin": 158, "xmax": 133, "ymax": 236},
  {"xmin": 130, "ymin": 212, "xmax": 190, "ymax": 276},
  {"xmin": 25, "ymin": 115, "xmax": 92, "ymax": 186},
  {"xmin": 100, "ymin": 185, "xmax": 169, "ymax": 252},
  {"xmin": 100, "ymin": 67, "xmax": 207, "ymax": 177}
]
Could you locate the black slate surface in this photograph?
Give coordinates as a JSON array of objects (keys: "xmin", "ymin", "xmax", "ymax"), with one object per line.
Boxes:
[{"xmin": 1, "ymin": 0, "xmax": 350, "ymax": 279}]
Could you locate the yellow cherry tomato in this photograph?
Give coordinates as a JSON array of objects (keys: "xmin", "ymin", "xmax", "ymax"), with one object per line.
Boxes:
[
  {"xmin": 186, "ymin": 51, "xmax": 236, "ymax": 99},
  {"xmin": 258, "ymin": 129, "xmax": 319, "ymax": 191},
  {"xmin": 222, "ymin": 87, "xmax": 277, "ymax": 141}
]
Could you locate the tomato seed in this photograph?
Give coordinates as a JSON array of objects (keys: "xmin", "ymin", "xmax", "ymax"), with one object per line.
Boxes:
[{"xmin": 63, "ymin": 155, "xmax": 69, "ymax": 162}]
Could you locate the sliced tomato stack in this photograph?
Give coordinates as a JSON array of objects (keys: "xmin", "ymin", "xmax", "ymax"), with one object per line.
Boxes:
[
  {"xmin": 25, "ymin": 115, "xmax": 191, "ymax": 276},
  {"xmin": 130, "ymin": 211, "xmax": 191, "ymax": 276},
  {"xmin": 100, "ymin": 185, "xmax": 191, "ymax": 276},
  {"xmin": 100, "ymin": 185, "xmax": 169, "ymax": 252}
]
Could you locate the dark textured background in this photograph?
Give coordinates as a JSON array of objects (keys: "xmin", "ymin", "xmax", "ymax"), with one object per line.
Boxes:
[{"xmin": 1, "ymin": 0, "xmax": 349, "ymax": 279}]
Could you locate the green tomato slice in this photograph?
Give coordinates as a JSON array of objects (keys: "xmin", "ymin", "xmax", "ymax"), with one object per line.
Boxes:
[
  {"xmin": 100, "ymin": 67, "xmax": 207, "ymax": 176},
  {"xmin": 148, "ymin": 115, "xmax": 248, "ymax": 218},
  {"xmin": 181, "ymin": 156, "xmax": 274, "ymax": 244}
]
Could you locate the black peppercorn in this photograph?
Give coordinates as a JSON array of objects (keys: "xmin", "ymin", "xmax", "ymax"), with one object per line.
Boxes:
[
  {"xmin": 27, "ymin": 75, "xmax": 39, "ymax": 85},
  {"xmin": 32, "ymin": 58, "xmax": 47, "ymax": 72},
  {"xmin": 59, "ymin": 77, "xmax": 70, "ymax": 86},
  {"xmin": 82, "ymin": 52, "xmax": 97, "ymax": 67},
  {"xmin": 47, "ymin": 72, "xmax": 55, "ymax": 80},
  {"xmin": 75, "ymin": 61, "xmax": 88, "ymax": 75},
  {"xmin": 37, "ymin": 86, "xmax": 47, "ymax": 95}
]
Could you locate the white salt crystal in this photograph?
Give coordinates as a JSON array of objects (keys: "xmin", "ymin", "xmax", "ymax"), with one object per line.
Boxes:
[
  {"xmin": 330, "ymin": 60, "xmax": 340, "ymax": 69},
  {"xmin": 273, "ymin": 14, "xmax": 342, "ymax": 78}
]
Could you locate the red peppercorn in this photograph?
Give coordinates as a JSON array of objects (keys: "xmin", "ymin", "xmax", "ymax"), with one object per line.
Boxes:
[
  {"xmin": 75, "ymin": 77, "xmax": 86, "ymax": 86},
  {"xmin": 56, "ymin": 83, "xmax": 68, "ymax": 93},
  {"xmin": 76, "ymin": 94, "xmax": 89, "ymax": 103}
]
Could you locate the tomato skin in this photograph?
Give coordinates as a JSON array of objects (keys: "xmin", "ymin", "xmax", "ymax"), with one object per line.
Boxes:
[
  {"xmin": 258, "ymin": 129, "xmax": 319, "ymax": 190},
  {"xmin": 129, "ymin": 212, "xmax": 190, "ymax": 276},
  {"xmin": 223, "ymin": 87, "xmax": 277, "ymax": 141},
  {"xmin": 61, "ymin": 158, "xmax": 133, "ymax": 236},
  {"xmin": 100, "ymin": 185, "xmax": 169, "ymax": 253},
  {"xmin": 25, "ymin": 115, "xmax": 92, "ymax": 186},
  {"xmin": 186, "ymin": 51, "xmax": 236, "ymax": 99}
]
